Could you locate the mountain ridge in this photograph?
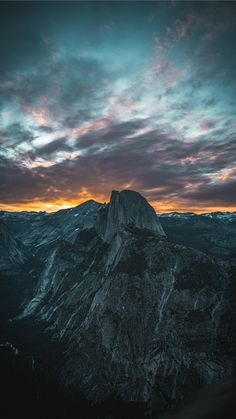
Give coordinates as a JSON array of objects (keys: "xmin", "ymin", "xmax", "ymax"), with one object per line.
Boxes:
[{"xmin": 0, "ymin": 189, "xmax": 235, "ymax": 416}]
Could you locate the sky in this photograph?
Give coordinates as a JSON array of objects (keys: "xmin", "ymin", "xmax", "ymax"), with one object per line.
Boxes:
[{"xmin": 0, "ymin": 1, "xmax": 236, "ymax": 213}]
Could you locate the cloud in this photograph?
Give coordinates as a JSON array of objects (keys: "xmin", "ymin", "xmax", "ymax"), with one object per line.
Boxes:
[
  {"xmin": 0, "ymin": 1, "xmax": 236, "ymax": 212},
  {"xmin": 33, "ymin": 137, "xmax": 72, "ymax": 158},
  {"xmin": 182, "ymin": 180, "xmax": 236, "ymax": 205},
  {"xmin": 75, "ymin": 118, "xmax": 148, "ymax": 150},
  {"xmin": 0, "ymin": 123, "xmax": 35, "ymax": 147},
  {"xmin": 0, "ymin": 56, "xmax": 111, "ymax": 125},
  {"xmin": 1, "ymin": 119, "xmax": 236, "ymax": 211},
  {"xmin": 199, "ymin": 120, "xmax": 217, "ymax": 131},
  {"xmin": 37, "ymin": 125, "xmax": 54, "ymax": 133},
  {"xmin": 218, "ymin": 168, "xmax": 236, "ymax": 182}
]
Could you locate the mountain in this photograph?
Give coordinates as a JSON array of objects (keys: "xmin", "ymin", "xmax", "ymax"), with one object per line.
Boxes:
[
  {"xmin": 0, "ymin": 200, "xmax": 103, "ymax": 250},
  {"xmin": 160, "ymin": 212, "xmax": 236, "ymax": 260},
  {"xmin": 0, "ymin": 190, "xmax": 235, "ymax": 417},
  {"xmin": 100, "ymin": 190, "xmax": 166, "ymax": 241},
  {"xmin": 0, "ymin": 220, "xmax": 26, "ymax": 272},
  {"xmin": 160, "ymin": 211, "xmax": 236, "ymax": 222}
]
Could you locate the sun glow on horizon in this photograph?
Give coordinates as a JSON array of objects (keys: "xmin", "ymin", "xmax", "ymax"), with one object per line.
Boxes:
[{"xmin": 1, "ymin": 197, "xmax": 236, "ymax": 215}]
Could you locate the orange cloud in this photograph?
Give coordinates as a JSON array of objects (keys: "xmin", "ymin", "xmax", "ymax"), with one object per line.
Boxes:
[
  {"xmin": 31, "ymin": 109, "xmax": 48, "ymax": 125},
  {"xmin": 70, "ymin": 119, "xmax": 108, "ymax": 139},
  {"xmin": 218, "ymin": 168, "xmax": 236, "ymax": 181},
  {"xmin": 150, "ymin": 199, "xmax": 236, "ymax": 214},
  {"xmin": 182, "ymin": 155, "xmax": 199, "ymax": 164},
  {"xmin": 23, "ymin": 97, "xmax": 51, "ymax": 126}
]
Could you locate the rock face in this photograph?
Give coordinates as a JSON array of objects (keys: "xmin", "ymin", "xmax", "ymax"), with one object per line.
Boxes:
[
  {"xmin": 0, "ymin": 221, "xmax": 27, "ymax": 272},
  {"xmin": 17, "ymin": 190, "xmax": 236, "ymax": 412},
  {"xmin": 100, "ymin": 190, "xmax": 165, "ymax": 242}
]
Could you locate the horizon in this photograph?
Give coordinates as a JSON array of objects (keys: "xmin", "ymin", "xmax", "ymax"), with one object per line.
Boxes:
[
  {"xmin": 1, "ymin": 190, "xmax": 236, "ymax": 215},
  {"xmin": 0, "ymin": 2, "xmax": 236, "ymax": 214}
]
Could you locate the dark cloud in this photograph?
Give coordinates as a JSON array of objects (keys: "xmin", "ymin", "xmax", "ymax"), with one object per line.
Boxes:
[
  {"xmin": 203, "ymin": 98, "xmax": 217, "ymax": 108},
  {"xmin": 35, "ymin": 137, "xmax": 72, "ymax": 158},
  {"xmin": 1, "ymin": 123, "xmax": 35, "ymax": 146},
  {"xmin": 63, "ymin": 113, "xmax": 90, "ymax": 129},
  {"xmin": 182, "ymin": 180, "xmax": 236, "ymax": 205},
  {"xmin": 0, "ymin": 156, "xmax": 46, "ymax": 203},
  {"xmin": 1, "ymin": 123, "xmax": 236, "ymax": 208},
  {"xmin": 37, "ymin": 126, "xmax": 54, "ymax": 133},
  {"xmin": 0, "ymin": 56, "xmax": 112, "ymax": 127},
  {"xmin": 75, "ymin": 119, "xmax": 148, "ymax": 150}
]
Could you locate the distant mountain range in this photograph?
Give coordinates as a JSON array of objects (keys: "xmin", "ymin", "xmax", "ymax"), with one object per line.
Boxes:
[
  {"xmin": 1, "ymin": 203, "xmax": 235, "ymax": 262},
  {"xmin": 160, "ymin": 211, "xmax": 236, "ymax": 221},
  {"xmin": 1, "ymin": 207, "xmax": 236, "ymax": 221},
  {"xmin": 0, "ymin": 190, "xmax": 235, "ymax": 418}
]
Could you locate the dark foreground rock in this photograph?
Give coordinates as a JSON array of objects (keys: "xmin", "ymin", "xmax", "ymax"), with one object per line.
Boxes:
[
  {"xmin": 1, "ymin": 190, "xmax": 236, "ymax": 418},
  {"xmin": 14, "ymin": 190, "xmax": 236, "ymax": 414}
]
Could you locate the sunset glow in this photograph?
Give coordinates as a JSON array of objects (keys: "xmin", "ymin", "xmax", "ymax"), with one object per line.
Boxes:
[{"xmin": 1, "ymin": 197, "xmax": 236, "ymax": 215}]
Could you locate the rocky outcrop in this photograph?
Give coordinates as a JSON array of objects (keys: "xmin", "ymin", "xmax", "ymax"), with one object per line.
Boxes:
[
  {"xmin": 99, "ymin": 190, "xmax": 165, "ymax": 242},
  {"xmin": 19, "ymin": 190, "xmax": 236, "ymax": 412},
  {"xmin": 0, "ymin": 221, "xmax": 27, "ymax": 272},
  {"xmin": 0, "ymin": 200, "xmax": 104, "ymax": 251}
]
